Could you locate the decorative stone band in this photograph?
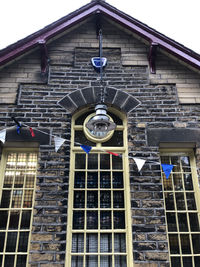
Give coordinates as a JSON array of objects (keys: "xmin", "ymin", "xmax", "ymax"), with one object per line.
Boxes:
[{"xmin": 58, "ymin": 86, "xmax": 141, "ymax": 114}]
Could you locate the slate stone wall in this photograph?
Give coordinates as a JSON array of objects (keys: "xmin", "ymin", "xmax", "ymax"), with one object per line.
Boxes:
[{"xmin": 0, "ymin": 17, "xmax": 200, "ymax": 267}]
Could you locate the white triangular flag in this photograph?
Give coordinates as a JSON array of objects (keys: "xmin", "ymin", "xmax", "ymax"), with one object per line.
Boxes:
[
  {"xmin": 54, "ymin": 136, "xmax": 65, "ymax": 152},
  {"xmin": 133, "ymin": 157, "xmax": 146, "ymax": 172},
  {"xmin": 0, "ymin": 129, "xmax": 6, "ymax": 143}
]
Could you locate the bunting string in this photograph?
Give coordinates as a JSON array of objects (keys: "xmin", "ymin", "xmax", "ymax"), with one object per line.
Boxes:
[{"xmin": 0, "ymin": 118, "xmax": 198, "ymax": 178}]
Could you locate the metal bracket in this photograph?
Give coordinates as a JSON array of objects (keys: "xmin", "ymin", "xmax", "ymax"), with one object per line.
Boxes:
[
  {"xmin": 38, "ymin": 40, "xmax": 49, "ymax": 76},
  {"xmin": 148, "ymin": 42, "xmax": 158, "ymax": 74}
]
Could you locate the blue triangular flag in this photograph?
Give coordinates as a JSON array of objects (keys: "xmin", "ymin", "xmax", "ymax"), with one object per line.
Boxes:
[
  {"xmin": 80, "ymin": 144, "xmax": 92, "ymax": 154},
  {"xmin": 161, "ymin": 164, "xmax": 174, "ymax": 179},
  {"xmin": 16, "ymin": 125, "xmax": 21, "ymax": 134}
]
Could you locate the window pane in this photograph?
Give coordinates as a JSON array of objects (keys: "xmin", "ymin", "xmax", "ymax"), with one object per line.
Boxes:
[
  {"xmin": 192, "ymin": 234, "xmax": 200, "ymax": 254},
  {"xmin": 12, "ymin": 190, "xmax": 23, "ymax": 208},
  {"xmin": 86, "ymin": 256, "xmax": 98, "ymax": 267},
  {"xmin": 87, "ymin": 191, "xmax": 98, "ymax": 208},
  {"xmin": 9, "ymin": 211, "xmax": 20, "ymax": 229},
  {"xmin": 0, "ymin": 233, "xmax": 5, "ymax": 252},
  {"xmin": 87, "ymin": 172, "xmax": 98, "ymax": 188},
  {"xmin": 74, "ymin": 191, "xmax": 85, "ymax": 208},
  {"xmin": 186, "ymin": 193, "xmax": 196, "ymax": 210},
  {"xmin": 181, "ymin": 156, "xmax": 190, "ymax": 172},
  {"xmin": 100, "ymin": 191, "xmax": 111, "ymax": 208},
  {"xmin": 100, "ymin": 256, "xmax": 112, "ymax": 267},
  {"xmin": 195, "ymin": 256, "xmax": 200, "ymax": 267},
  {"xmin": 14, "ymin": 172, "xmax": 24, "ymax": 188},
  {"xmin": 75, "ymin": 130, "xmax": 95, "ymax": 147},
  {"xmin": 86, "ymin": 234, "xmax": 98, "ymax": 252},
  {"xmin": 189, "ymin": 213, "xmax": 200, "ymax": 231},
  {"xmin": 166, "ymin": 212, "xmax": 177, "ymax": 232},
  {"xmin": 112, "ymin": 156, "xmax": 122, "ymax": 170},
  {"xmin": 163, "ymin": 176, "xmax": 173, "ymax": 190},
  {"xmin": 164, "ymin": 193, "xmax": 174, "ymax": 210},
  {"xmin": 21, "ymin": 211, "xmax": 31, "ymax": 229},
  {"xmin": 169, "ymin": 234, "xmax": 179, "ymax": 254},
  {"xmin": 113, "ymin": 191, "xmax": 124, "ymax": 208},
  {"xmin": 25, "ymin": 173, "xmax": 35, "ymax": 188},
  {"xmin": 88, "ymin": 154, "xmax": 98, "ymax": 169},
  {"xmin": 73, "ymin": 211, "xmax": 84, "ymax": 229},
  {"xmin": 100, "ymin": 154, "xmax": 110, "ymax": 169},
  {"xmin": 184, "ymin": 174, "xmax": 193, "ymax": 190},
  {"xmin": 18, "ymin": 232, "xmax": 29, "ymax": 252},
  {"xmin": 4, "ymin": 172, "xmax": 13, "ymax": 188},
  {"xmin": 180, "ymin": 234, "xmax": 191, "ymax": 254},
  {"xmin": 74, "ymin": 172, "xmax": 85, "ymax": 188},
  {"xmin": 100, "ymin": 211, "xmax": 111, "ymax": 229},
  {"xmin": 16, "ymin": 255, "xmax": 27, "ymax": 267},
  {"xmin": 103, "ymin": 131, "xmax": 123, "ymax": 147},
  {"xmin": 87, "ymin": 211, "xmax": 98, "ymax": 229},
  {"xmin": 0, "ymin": 190, "xmax": 11, "ymax": 208},
  {"xmin": 114, "ymin": 211, "xmax": 125, "ymax": 229},
  {"xmin": 178, "ymin": 213, "xmax": 188, "ymax": 232},
  {"xmin": 100, "ymin": 234, "xmax": 112, "ymax": 252},
  {"xmin": 171, "ymin": 156, "xmax": 180, "ymax": 172},
  {"xmin": 100, "ymin": 172, "xmax": 111, "ymax": 188},
  {"xmin": 171, "ymin": 257, "xmax": 181, "ymax": 267},
  {"xmin": 113, "ymin": 172, "xmax": 123, "ymax": 188},
  {"xmin": 71, "ymin": 256, "xmax": 83, "ymax": 267},
  {"xmin": 4, "ymin": 255, "xmax": 15, "ymax": 267},
  {"xmin": 114, "ymin": 233, "xmax": 126, "ymax": 252},
  {"xmin": 6, "ymin": 232, "xmax": 17, "ymax": 252},
  {"xmin": 175, "ymin": 193, "xmax": 185, "ymax": 210},
  {"xmin": 115, "ymin": 255, "xmax": 127, "ymax": 267},
  {"xmin": 0, "ymin": 211, "xmax": 8, "ymax": 229},
  {"xmin": 72, "ymin": 234, "xmax": 84, "ymax": 253},
  {"xmin": 23, "ymin": 190, "xmax": 33, "ymax": 208},
  {"xmin": 75, "ymin": 154, "xmax": 85, "ymax": 169},
  {"xmin": 173, "ymin": 174, "xmax": 183, "ymax": 191},
  {"xmin": 183, "ymin": 257, "xmax": 192, "ymax": 267}
]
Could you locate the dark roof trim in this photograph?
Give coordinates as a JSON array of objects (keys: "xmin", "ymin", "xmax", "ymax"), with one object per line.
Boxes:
[{"xmin": 0, "ymin": 0, "xmax": 200, "ymax": 70}]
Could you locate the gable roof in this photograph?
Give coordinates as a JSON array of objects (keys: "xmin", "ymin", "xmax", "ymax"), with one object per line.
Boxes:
[{"xmin": 0, "ymin": 0, "xmax": 200, "ymax": 70}]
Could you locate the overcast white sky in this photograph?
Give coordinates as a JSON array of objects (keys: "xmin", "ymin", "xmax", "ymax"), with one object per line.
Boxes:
[{"xmin": 1, "ymin": 0, "xmax": 200, "ymax": 54}]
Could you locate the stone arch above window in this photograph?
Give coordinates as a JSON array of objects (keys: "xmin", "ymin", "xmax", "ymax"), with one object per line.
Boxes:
[{"xmin": 58, "ymin": 86, "xmax": 140, "ymax": 114}]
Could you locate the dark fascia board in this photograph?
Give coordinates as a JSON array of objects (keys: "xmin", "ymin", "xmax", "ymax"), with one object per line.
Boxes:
[{"xmin": 0, "ymin": 0, "xmax": 200, "ymax": 70}]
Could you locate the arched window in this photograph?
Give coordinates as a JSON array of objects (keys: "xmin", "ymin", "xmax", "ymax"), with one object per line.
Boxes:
[{"xmin": 66, "ymin": 108, "xmax": 133, "ymax": 267}]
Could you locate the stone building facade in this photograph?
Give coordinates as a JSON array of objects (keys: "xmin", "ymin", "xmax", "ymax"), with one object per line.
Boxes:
[{"xmin": 0, "ymin": 1, "xmax": 200, "ymax": 267}]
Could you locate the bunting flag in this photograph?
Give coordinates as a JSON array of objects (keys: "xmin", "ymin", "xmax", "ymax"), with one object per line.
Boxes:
[
  {"xmin": 54, "ymin": 136, "xmax": 65, "ymax": 152},
  {"xmin": 16, "ymin": 125, "xmax": 21, "ymax": 134},
  {"xmin": 29, "ymin": 127, "xmax": 35, "ymax": 137},
  {"xmin": 133, "ymin": 157, "xmax": 146, "ymax": 172},
  {"xmin": 80, "ymin": 144, "xmax": 92, "ymax": 154},
  {"xmin": 161, "ymin": 164, "xmax": 174, "ymax": 179},
  {"xmin": 0, "ymin": 129, "xmax": 6, "ymax": 143},
  {"xmin": 106, "ymin": 151, "xmax": 120, "ymax": 157}
]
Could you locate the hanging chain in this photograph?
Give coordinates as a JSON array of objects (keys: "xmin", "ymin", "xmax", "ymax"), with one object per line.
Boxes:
[{"xmin": 99, "ymin": 29, "xmax": 106, "ymax": 104}]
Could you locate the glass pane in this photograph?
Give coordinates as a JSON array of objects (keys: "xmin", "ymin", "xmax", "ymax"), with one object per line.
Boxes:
[
  {"xmin": 21, "ymin": 211, "xmax": 31, "ymax": 229},
  {"xmin": 6, "ymin": 153, "xmax": 17, "ymax": 169},
  {"xmin": 178, "ymin": 213, "xmax": 188, "ymax": 232},
  {"xmin": 187, "ymin": 193, "xmax": 196, "ymax": 210},
  {"xmin": 100, "ymin": 191, "xmax": 111, "ymax": 208},
  {"xmin": 9, "ymin": 211, "xmax": 20, "ymax": 229},
  {"xmin": 87, "ymin": 191, "xmax": 98, "ymax": 208},
  {"xmin": 88, "ymin": 154, "xmax": 98, "ymax": 169},
  {"xmin": 100, "ymin": 154, "xmax": 110, "ymax": 169},
  {"xmin": 100, "ymin": 256, "xmax": 112, "ymax": 267},
  {"xmin": 100, "ymin": 211, "xmax": 111, "ymax": 229},
  {"xmin": 14, "ymin": 172, "xmax": 24, "ymax": 188},
  {"xmin": 18, "ymin": 232, "xmax": 29, "ymax": 252},
  {"xmin": 23, "ymin": 190, "xmax": 33, "ymax": 208},
  {"xmin": 25, "ymin": 173, "xmax": 35, "ymax": 188},
  {"xmin": 171, "ymin": 156, "xmax": 180, "ymax": 172},
  {"xmin": 192, "ymin": 234, "xmax": 200, "ymax": 254},
  {"xmin": 113, "ymin": 191, "xmax": 124, "ymax": 208},
  {"xmin": 0, "ymin": 190, "xmax": 11, "ymax": 208},
  {"xmin": 74, "ymin": 172, "xmax": 85, "ymax": 188},
  {"xmin": 86, "ymin": 234, "xmax": 98, "ymax": 252},
  {"xmin": 75, "ymin": 130, "xmax": 95, "ymax": 147},
  {"xmin": 166, "ymin": 212, "xmax": 177, "ymax": 232},
  {"xmin": 100, "ymin": 234, "xmax": 112, "ymax": 252},
  {"xmin": 6, "ymin": 232, "xmax": 17, "ymax": 252},
  {"xmin": 87, "ymin": 172, "xmax": 98, "ymax": 188},
  {"xmin": 114, "ymin": 233, "xmax": 126, "ymax": 252},
  {"xmin": 0, "ymin": 211, "xmax": 8, "ymax": 229},
  {"xmin": 3, "ymin": 172, "xmax": 13, "ymax": 188},
  {"xmin": 195, "ymin": 256, "xmax": 200, "ymax": 267},
  {"xmin": 184, "ymin": 174, "xmax": 193, "ymax": 190},
  {"xmin": 16, "ymin": 255, "xmax": 27, "ymax": 267},
  {"xmin": 75, "ymin": 154, "xmax": 85, "ymax": 169},
  {"xmin": 161, "ymin": 156, "xmax": 170, "ymax": 164},
  {"xmin": 0, "ymin": 255, "xmax": 2, "ymax": 267},
  {"xmin": 181, "ymin": 156, "xmax": 191, "ymax": 172},
  {"xmin": 164, "ymin": 193, "xmax": 174, "ymax": 210},
  {"xmin": 171, "ymin": 257, "xmax": 181, "ymax": 267},
  {"xmin": 180, "ymin": 234, "xmax": 191, "ymax": 254},
  {"xmin": 17, "ymin": 153, "xmax": 27, "ymax": 169},
  {"xmin": 74, "ymin": 191, "xmax": 85, "ymax": 208},
  {"xmin": 183, "ymin": 257, "xmax": 192, "ymax": 267},
  {"xmin": 189, "ymin": 213, "xmax": 200, "ymax": 231},
  {"xmin": 175, "ymin": 193, "xmax": 185, "ymax": 210},
  {"xmin": 112, "ymin": 156, "xmax": 122, "ymax": 170},
  {"xmin": 72, "ymin": 234, "xmax": 84, "ymax": 253},
  {"xmin": 169, "ymin": 234, "xmax": 180, "ymax": 254},
  {"xmin": 113, "ymin": 172, "xmax": 123, "ymax": 188},
  {"xmin": 86, "ymin": 256, "xmax": 98, "ymax": 267},
  {"xmin": 0, "ymin": 233, "xmax": 5, "ymax": 252},
  {"xmin": 4, "ymin": 255, "xmax": 15, "ymax": 267},
  {"xmin": 87, "ymin": 211, "xmax": 98, "ymax": 229},
  {"xmin": 100, "ymin": 172, "xmax": 111, "ymax": 188},
  {"xmin": 103, "ymin": 131, "xmax": 123, "ymax": 147},
  {"xmin": 115, "ymin": 255, "xmax": 127, "ymax": 267},
  {"xmin": 71, "ymin": 256, "xmax": 83, "ymax": 267},
  {"xmin": 12, "ymin": 190, "xmax": 23, "ymax": 208},
  {"xmin": 114, "ymin": 211, "xmax": 125, "ymax": 229},
  {"xmin": 73, "ymin": 211, "xmax": 84, "ymax": 229},
  {"xmin": 163, "ymin": 176, "xmax": 173, "ymax": 190},
  {"xmin": 173, "ymin": 174, "xmax": 183, "ymax": 191},
  {"xmin": 27, "ymin": 153, "xmax": 37, "ymax": 169}
]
